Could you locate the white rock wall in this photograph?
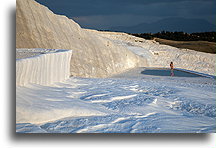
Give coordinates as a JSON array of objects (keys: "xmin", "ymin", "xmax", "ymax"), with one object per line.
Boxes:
[
  {"xmin": 16, "ymin": 0, "xmax": 148, "ymax": 78},
  {"xmin": 16, "ymin": 50, "xmax": 72, "ymax": 86}
]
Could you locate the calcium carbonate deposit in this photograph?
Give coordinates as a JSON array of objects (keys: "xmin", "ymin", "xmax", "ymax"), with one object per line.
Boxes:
[
  {"xmin": 95, "ymin": 31, "xmax": 215, "ymax": 75},
  {"xmin": 16, "ymin": 0, "xmax": 216, "ymax": 133},
  {"xmin": 16, "ymin": 0, "xmax": 147, "ymax": 78},
  {"xmin": 16, "ymin": 48, "xmax": 72, "ymax": 86}
]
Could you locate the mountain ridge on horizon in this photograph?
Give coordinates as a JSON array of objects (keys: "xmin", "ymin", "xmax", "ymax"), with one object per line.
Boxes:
[{"xmin": 110, "ymin": 17, "xmax": 216, "ymax": 33}]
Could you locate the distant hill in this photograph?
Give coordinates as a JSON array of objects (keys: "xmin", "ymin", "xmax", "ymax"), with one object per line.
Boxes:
[{"xmin": 110, "ymin": 18, "xmax": 216, "ymax": 33}]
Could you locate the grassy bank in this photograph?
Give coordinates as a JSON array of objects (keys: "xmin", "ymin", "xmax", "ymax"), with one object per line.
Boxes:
[{"xmin": 154, "ymin": 38, "xmax": 216, "ymax": 54}]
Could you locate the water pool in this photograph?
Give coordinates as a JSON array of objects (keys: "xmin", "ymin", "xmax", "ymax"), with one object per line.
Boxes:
[{"xmin": 141, "ymin": 68, "xmax": 204, "ymax": 77}]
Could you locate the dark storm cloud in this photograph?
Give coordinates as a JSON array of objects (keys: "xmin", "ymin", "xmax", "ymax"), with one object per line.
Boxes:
[
  {"xmin": 35, "ymin": 0, "xmax": 216, "ymax": 31},
  {"xmin": 35, "ymin": 0, "xmax": 215, "ymax": 17}
]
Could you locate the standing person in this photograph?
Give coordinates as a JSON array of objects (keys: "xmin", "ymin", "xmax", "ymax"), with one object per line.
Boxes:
[{"xmin": 170, "ymin": 62, "xmax": 174, "ymax": 76}]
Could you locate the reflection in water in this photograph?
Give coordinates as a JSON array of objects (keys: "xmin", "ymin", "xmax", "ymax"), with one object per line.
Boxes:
[
  {"xmin": 141, "ymin": 69, "xmax": 203, "ymax": 77},
  {"xmin": 171, "ymin": 69, "xmax": 174, "ymax": 77}
]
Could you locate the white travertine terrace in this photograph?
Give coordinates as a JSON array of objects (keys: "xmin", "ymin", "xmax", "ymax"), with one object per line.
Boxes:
[
  {"xmin": 96, "ymin": 31, "xmax": 216, "ymax": 75},
  {"xmin": 16, "ymin": 0, "xmax": 148, "ymax": 78},
  {"xmin": 16, "ymin": 49, "xmax": 72, "ymax": 86},
  {"xmin": 16, "ymin": 0, "xmax": 215, "ymax": 80}
]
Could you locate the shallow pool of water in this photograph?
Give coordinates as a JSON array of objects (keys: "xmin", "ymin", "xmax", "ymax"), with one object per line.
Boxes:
[{"xmin": 141, "ymin": 69, "xmax": 204, "ymax": 77}]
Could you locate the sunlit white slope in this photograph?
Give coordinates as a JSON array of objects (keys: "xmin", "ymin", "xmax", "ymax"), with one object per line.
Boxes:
[
  {"xmin": 16, "ymin": 0, "xmax": 148, "ymax": 78},
  {"xmin": 96, "ymin": 31, "xmax": 215, "ymax": 75}
]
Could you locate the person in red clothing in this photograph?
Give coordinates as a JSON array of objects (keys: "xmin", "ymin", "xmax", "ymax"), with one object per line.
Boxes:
[{"xmin": 170, "ymin": 62, "xmax": 174, "ymax": 76}]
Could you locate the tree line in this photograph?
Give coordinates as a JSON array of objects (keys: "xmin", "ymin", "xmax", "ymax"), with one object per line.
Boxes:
[{"xmin": 130, "ymin": 31, "xmax": 216, "ymax": 42}]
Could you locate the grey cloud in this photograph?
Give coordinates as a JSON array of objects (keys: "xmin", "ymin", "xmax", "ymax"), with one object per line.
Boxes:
[
  {"xmin": 35, "ymin": 0, "xmax": 216, "ymax": 31},
  {"xmin": 35, "ymin": 0, "xmax": 215, "ymax": 17}
]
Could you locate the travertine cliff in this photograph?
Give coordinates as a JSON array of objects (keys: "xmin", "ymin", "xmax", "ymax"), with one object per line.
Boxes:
[
  {"xmin": 16, "ymin": 0, "xmax": 148, "ymax": 78},
  {"xmin": 16, "ymin": 49, "xmax": 72, "ymax": 86}
]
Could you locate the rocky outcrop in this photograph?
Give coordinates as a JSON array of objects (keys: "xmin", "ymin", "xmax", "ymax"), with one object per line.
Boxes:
[{"xmin": 16, "ymin": 0, "xmax": 148, "ymax": 78}]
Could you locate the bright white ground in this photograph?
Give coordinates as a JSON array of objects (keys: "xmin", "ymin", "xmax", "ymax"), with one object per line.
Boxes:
[{"xmin": 16, "ymin": 67, "xmax": 216, "ymax": 133}]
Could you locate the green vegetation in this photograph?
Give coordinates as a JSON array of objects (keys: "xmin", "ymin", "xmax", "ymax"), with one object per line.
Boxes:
[
  {"xmin": 130, "ymin": 31, "xmax": 216, "ymax": 54},
  {"xmin": 131, "ymin": 31, "xmax": 216, "ymax": 42}
]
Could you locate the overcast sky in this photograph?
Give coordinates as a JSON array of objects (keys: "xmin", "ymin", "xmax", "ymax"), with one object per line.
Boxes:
[{"xmin": 35, "ymin": 0, "xmax": 216, "ymax": 30}]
